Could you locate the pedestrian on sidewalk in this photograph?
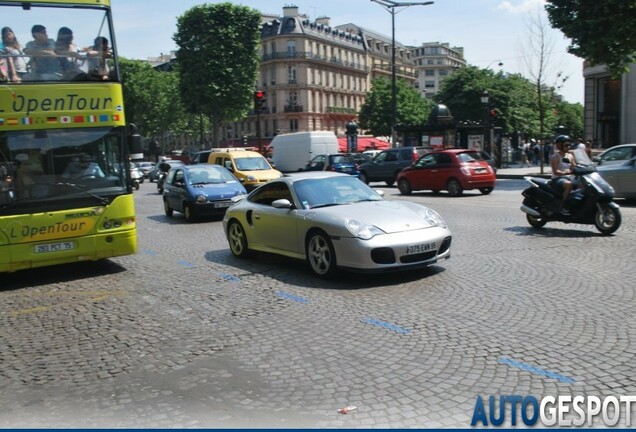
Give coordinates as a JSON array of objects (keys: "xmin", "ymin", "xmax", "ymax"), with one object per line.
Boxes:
[
  {"xmin": 532, "ymin": 140, "xmax": 541, "ymax": 166},
  {"xmin": 520, "ymin": 140, "xmax": 531, "ymax": 167}
]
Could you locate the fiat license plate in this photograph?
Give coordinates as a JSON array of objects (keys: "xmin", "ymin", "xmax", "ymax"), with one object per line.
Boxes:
[
  {"xmin": 34, "ymin": 241, "xmax": 75, "ymax": 254},
  {"xmin": 406, "ymin": 241, "xmax": 437, "ymax": 254}
]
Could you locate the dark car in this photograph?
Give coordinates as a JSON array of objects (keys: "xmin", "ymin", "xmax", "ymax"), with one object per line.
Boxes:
[
  {"xmin": 304, "ymin": 153, "xmax": 359, "ymax": 176},
  {"xmin": 396, "ymin": 149, "xmax": 496, "ymax": 196},
  {"xmin": 190, "ymin": 150, "xmax": 213, "ymax": 165},
  {"xmin": 358, "ymin": 146, "xmax": 431, "ymax": 186},
  {"xmin": 477, "ymin": 150, "xmax": 497, "ymax": 173},
  {"xmin": 163, "ymin": 164, "xmax": 247, "ymax": 222}
]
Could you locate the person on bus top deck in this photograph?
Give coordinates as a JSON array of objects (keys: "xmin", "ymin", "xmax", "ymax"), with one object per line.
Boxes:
[
  {"xmin": 62, "ymin": 154, "xmax": 105, "ymax": 179},
  {"xmin": 54, "ymin": 26, "xmax": 82, "ymax": 75},
  {"xmin": 23, "ymin": 24, "xmax": 60, "ymax": 79},
  {"xmin": 1, "ymin": 27, "xmax": 27, "ymax": 82},
  {"xmin": 83, "ymin": 36, "xmax": 112, "ymax": 80}
]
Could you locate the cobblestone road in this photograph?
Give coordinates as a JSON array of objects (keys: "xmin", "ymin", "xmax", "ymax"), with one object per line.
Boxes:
[{"xmin": 1, "ymin": 180, "xmax": 635, "ymax": 428}]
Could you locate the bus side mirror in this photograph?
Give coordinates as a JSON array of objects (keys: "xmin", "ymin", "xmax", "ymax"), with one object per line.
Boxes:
[{"xmin": 128, "ymin": 123, "xmax": 143, "ymax": 160}]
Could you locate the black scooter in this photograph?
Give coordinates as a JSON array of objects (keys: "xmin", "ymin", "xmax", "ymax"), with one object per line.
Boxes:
[{"xmin": 520, "ymin": 150, "xmax": 621, "ymax": 235}]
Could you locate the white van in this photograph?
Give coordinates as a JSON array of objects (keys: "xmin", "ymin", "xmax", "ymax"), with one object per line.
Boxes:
[{"xmin": 269, "ymin": 131, "xmax": 339, "ymax": 172}]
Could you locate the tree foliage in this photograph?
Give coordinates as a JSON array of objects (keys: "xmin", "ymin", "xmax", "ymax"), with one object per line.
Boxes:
[
  {"xmin": 434, "ymin": 65, "xmax": 582, "ymax": 139},
  {"xmin": 173, "ymin": 3, "xmax": 261, "ymax": 145},
  {"xmin": 545, "ymin": 0, "xmax": 636, "ymax": 75},
  {"xmin": 358, "ymin": 77, "xmax": 434, "ymax": 137},
  {"xmin": 119, "ymin": 58, "xmax": 185, "ymax": 138}
]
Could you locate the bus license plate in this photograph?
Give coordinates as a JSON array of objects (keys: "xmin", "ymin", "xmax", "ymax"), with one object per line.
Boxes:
[
  {"xmin": 406, "ymin": 241, "xmax": 437, "ymax": 254},
  {"xmin": 34, "ymin": 241, "xmax": 75, "ymax": 254}
]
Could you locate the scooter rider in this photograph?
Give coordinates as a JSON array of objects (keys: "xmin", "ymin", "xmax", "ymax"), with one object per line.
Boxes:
[{"xmin": 550, "ymin": 135, "xmax": 576, "ymax": 215}]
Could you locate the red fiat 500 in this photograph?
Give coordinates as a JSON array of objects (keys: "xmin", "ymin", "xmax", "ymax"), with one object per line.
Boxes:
[{"xmin": 396, "ymin": 149, "xmax": 496, "ymax": 196}]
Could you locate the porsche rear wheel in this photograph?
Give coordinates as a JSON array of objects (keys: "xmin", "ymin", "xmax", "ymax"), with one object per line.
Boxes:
[
  {"xmin": 228, "ymin": 220, "xmax": 249, "ymax": 258},
  {"xmin": 306, "ymin": 231, "xmax": 337, "ymax": 278}
]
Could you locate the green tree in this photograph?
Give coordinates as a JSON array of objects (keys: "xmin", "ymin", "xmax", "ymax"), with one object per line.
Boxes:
[
  {"xmin": 553, "ymin": 101, "xmax": 584, "ymax": 138},
  {"xmin": 358, "ymin": 77, "xmax": 434, "ymax": 137},
  {"xmin": 545, "ymin": 0, "xmax": 636, "ymax": 75},
  {"xmin": 119, "ymin": 58, "xmax": 185, "ymax": 138},
  {"xmin": 173, "ymin": 3, "xmax": 261, "ymax": 146}
]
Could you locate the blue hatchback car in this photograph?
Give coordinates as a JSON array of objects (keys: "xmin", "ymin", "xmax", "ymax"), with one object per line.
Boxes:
[
  {"xmin": 162, "ymin": 164, "xmax": 247, "ymax": 222},
  {"xmin": 304, "ymin": 153, "xmax": 360, "ymax": 176}
]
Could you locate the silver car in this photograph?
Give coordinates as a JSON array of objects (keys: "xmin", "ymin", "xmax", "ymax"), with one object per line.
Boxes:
[
  {"xmin": 222, "ymin": 171, "xmax": 452, "ymax": 277},
  {"xmin": 597, "ymin": 156, "xmax": 636, "ymax": 200},
  {"xmin": 594, "ymin": 143, "xmax": 636, "ymax": 166}
]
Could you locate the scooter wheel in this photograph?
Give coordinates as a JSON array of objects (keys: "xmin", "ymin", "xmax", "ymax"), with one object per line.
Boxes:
[
  {"xmin": 526, "ymin": 213, "xmax": 547, "ymax": 229},
  {"xmin": 594, "ymin": 205, "xmax": 621, "ymax": 235}
]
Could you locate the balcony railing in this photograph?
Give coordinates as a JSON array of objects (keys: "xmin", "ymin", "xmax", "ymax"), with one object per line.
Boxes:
[
  {"xmin": 262, "ymin": 51, "xmax": 369, "ymax": 73},
  {"xmin": 326, "ymin": 106, "xmax": 357, "ymax": 114},
  {"xmin": 284, "ymin": 105, "xmax": 304, "ymax": 113}
]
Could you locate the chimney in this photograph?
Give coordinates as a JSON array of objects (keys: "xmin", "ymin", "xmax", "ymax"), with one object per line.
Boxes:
[
  {"xmin": 283, "ymin": 4, "xmax": 299, "ymax": 17},
  {"xmin": 316, "ymin": 16, "xmax": 331, "ymax": 26}
]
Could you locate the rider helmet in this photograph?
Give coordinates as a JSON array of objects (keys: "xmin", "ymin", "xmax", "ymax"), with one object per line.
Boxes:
[{"xmin": 555, "ymin": 135, "xmax": 570, "ymax": 144}]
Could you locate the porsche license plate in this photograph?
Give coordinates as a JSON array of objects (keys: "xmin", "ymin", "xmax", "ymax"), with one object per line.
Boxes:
[
  {"xmin": 406, "ymin": 241, "xmax": 437, "ymax": 254},
  {"xmin": 34, "ymin": 241, "xmax": 75, "ymax": 254}
]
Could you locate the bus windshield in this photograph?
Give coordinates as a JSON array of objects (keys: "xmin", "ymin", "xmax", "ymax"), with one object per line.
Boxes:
[
  {"xmin": 0, "ymin": 127, "xmax": 128, "ymax": 213},
  {"xmin": 1, "ymin": 2, "xmax": 117, "ymax": 83}
]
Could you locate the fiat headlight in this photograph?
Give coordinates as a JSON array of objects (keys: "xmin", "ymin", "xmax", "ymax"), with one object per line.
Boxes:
[
  {"xmin": 419, "ymin": 207, "xmax": 447, "ymax": 228},
  {"xmin": 346, "ymin": 219, "xmax": 384, "ymax": 240},
  {"xmin": 195, "ymin": 194, "xmax": 207, "ymax": 203}
]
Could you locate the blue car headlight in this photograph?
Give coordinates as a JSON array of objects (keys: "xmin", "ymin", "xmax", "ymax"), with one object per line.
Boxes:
[
  {"xmin": 195, "ymin": 194, "xmax": 207, "ymax": 203},
  {"xmin": 418, "ymin": 207, "xmax": 447, "ymax": 228},
  {"xmin": 346, "ymin": 219, "xmax": 384, "ymax": 240}
]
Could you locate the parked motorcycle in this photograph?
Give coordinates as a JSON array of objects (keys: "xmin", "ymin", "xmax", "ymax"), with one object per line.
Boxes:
[{"xmin": 520, "ymin": 148, "xmax": 621, "ymax": 235}]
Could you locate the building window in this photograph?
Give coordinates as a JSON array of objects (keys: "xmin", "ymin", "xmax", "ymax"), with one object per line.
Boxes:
[
  {"xmin": 289, "ymin": 119, "xmax": 298, "ymax": 132},
  {"xmin": 425, "ymin": 81, "xmax": 435, "ymax": 88},
  {"xmin": 287, "ymin": 40, "xmax": 296, "ymax": 56},
  {"xmin": 425, "ymin": 69, "xmax": 435, "ymax": 76},
  {"xmin": 288, "ymin": 65, "xmax": 297, "ymax": 84}
]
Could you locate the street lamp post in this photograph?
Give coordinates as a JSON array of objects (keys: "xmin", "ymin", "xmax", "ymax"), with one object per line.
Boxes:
[
  {"xmin": 370, "ymin": 0, "xmax": 434, "ymax": 148},
  {"xmin": 481, "ymin": 90, "xmax": 490, "ymax": 154}
]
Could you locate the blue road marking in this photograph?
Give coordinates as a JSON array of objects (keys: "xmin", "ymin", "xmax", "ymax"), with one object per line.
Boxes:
[
  {"xmin": 364, "ymin": 317, "xmax": 411, "ymax": 335},
  {"xmin": 275, "ymin": 290, "xmax": 309, "ymax": 304},
  {"xmin": 499, "ymin": 357, "xmax": 575, "ymax": 384},
  {"xmin": 142, "ymin": 249, "xmax": 157, "ymax": 255},
  {"xmin": 219, "ymin": 273, "xmax": 241, "ymax": 282},
  {"xmin": 177, "ymin": 260, "xmax": 194, "ymax": 268}
]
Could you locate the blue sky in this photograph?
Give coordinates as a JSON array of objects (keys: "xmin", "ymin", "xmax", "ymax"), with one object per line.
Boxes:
[{"xmin": 110, "ymin": 0, "xmax": 584, "ymax": 104}]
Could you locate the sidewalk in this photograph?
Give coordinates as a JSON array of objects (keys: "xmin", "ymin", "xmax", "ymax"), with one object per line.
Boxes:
[{"xmin": 496, "ymin": 163, "xmax": 552, "ymax": 179}]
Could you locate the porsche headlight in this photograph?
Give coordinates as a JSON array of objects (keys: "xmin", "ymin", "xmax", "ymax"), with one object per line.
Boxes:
[
  {"xmin": 419, "ymin": 207, "xmax": 447, "ymax": 228},
  {"xmin": 346, "ymin": 219, "xmax": 384, "ymax": 240},
  {"xmin": 195, "ymin": 194, "xmax": 207, "ymax": 203}
]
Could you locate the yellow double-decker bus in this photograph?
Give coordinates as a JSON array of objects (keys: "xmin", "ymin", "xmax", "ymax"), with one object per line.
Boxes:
[{"xmin": 0, "ymin": 0, "xmax": 142, "ymax": 272}]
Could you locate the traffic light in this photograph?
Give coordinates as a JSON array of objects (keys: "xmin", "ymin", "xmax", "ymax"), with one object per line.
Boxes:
[
  {"xmin": 254, "ymin": 90, "xmax": 266, "ymax": 113},
  {"xmin": 490, "ymin": 109, "xmax": 497, "ymax": 118}
]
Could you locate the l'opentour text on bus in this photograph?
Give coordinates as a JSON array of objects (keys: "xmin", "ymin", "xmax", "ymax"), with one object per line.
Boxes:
[{"xmin": 0, "ymin": 0, "xmax": 143, "ymax": 272}]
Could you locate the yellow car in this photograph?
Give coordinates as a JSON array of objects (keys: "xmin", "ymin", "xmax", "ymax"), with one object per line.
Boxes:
[{"xmin": 208, "ymin": 149, "xmax": 282, "ymax": 191}]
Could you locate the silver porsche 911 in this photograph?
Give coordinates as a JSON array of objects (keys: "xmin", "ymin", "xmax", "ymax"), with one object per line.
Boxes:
[{"xmin": 222, "ymin": 171, "xmax": 452, "ymax": 277}]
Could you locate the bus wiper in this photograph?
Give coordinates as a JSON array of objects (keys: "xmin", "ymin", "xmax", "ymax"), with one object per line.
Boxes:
[{"xmin": 56, "ymin": 182, "xmax": 110, "ymax": 204}]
